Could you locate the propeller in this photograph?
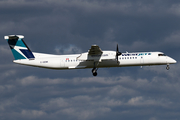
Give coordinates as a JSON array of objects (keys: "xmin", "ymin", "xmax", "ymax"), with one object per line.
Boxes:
[{"xmin": 116, "ymin": 44, "xmax": 122, "ymax": 62}]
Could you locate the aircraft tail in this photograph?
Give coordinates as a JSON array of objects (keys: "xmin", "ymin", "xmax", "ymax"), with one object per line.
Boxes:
[{"xmin": 4, "ymin": 35, "xmax": 35, "ymax": 60}]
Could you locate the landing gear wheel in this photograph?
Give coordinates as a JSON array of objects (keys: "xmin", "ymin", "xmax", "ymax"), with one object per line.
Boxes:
[
  {"xmin": 166, "ymin": 65, "xmax": 170, "ymax": 70},
  {"xmin": 92, "ymin": 62, "xmax": 99, "ymax": 76},
  {"xmin": 92, "ymin": 68, "xmax": 95, "ymax": 73},
  {"xmin": 93, "ymin": 72, "xmax": 97, "ymax": 76},
  {"xmin": 92, "ymin": 68, "xmax": 98, "ymax": 76}
]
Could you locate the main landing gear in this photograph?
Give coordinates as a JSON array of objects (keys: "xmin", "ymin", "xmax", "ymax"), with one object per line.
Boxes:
[
  {"xmin": 92, "ymin": 68, "xmax": 98, "ymax": 76},
  {"xmin": 92, "ymin": 62, "xmax": 99, "ymax": 76},
  {"xmin": 166, "ymin": 64, "xmax": 170, "ymax": 70}
]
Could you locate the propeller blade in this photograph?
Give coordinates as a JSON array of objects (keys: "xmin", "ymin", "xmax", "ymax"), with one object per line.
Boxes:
[
  {"xmin": 117, "ymin": 44, "xmax": 119, "ymax": 52},
  {"xmin": 116, "ymin": 44, "xmax": 122, "ymax": 63}
]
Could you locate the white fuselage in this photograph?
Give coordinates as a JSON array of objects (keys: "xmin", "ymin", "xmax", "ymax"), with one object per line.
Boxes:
[{"xmin": 13, "ymin": 51, "xmax": 176, "ymax": 69}]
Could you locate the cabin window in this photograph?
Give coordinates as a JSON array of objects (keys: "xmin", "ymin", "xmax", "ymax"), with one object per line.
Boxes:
[{"xmin": 158, "ymin": 54, "xmax": 166, "ymax": 56}]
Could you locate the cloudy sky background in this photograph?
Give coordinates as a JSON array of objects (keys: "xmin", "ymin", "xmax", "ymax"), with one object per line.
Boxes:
[{"xmin": 1, "ymin": 0, "xmax": 180, "ymax": 120}]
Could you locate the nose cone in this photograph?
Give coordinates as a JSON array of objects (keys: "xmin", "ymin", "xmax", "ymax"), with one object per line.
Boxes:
[
  {"xmin": 172, "ymin": 59, "xmax": 177, "ymax": 64},
  {"xmin": 167, "ymin": 57, "xmax": 177, "ymax": 64}
]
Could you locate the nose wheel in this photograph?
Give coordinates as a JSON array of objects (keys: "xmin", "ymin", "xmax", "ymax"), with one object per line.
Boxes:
[{"xmin": 166, "ymin": 64, "xmax": 170, "ymax": 70}]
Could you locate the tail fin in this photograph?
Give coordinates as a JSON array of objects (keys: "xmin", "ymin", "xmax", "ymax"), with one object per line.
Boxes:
[{"xmin": 4, "ymin": 35, "xmax": 35, "ymax": 60}]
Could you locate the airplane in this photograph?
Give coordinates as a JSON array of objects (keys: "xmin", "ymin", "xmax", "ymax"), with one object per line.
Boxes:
[{"xmin": 4, "ymin": 35, "xmax": 177, "ymax": 76}]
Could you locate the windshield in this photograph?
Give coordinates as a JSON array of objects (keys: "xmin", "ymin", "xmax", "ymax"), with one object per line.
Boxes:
[{"xmin": 158, "ymin": 54, "xmax": 166, "ymax": 56}]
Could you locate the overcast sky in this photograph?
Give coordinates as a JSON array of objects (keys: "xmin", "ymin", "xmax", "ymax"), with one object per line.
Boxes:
[{"xmin": 1, "ymin": 0, "xmax": 180, "ymax": 120}]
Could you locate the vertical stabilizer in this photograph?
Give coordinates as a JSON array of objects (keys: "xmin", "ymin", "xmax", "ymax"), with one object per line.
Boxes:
[{"xmin": 4, "ymin": 35, "xmax": 35, "ymax": 60}]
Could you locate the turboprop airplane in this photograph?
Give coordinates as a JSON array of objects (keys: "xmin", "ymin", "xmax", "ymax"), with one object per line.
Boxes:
[{"xmin": 5, "ymin": 35, "xmax": 177, "ymax": 76}]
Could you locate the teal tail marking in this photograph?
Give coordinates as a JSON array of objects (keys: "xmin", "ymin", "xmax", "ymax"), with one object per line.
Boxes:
[{"xmin": 4, "ymin": 35, "xmax": 35, "ymax": 60}]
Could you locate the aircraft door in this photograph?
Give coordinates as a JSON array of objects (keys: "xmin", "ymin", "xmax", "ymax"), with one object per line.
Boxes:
[
  {"xmin": 140, "ymin": 56, "xmax": 144, "ymax": 64},
  {"xmin": 60, "ymin": 59, "xmax": 65, "ymax": 67}
]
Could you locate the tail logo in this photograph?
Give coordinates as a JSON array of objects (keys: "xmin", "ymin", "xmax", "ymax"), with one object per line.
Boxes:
[{"xmin": 4, "ymin": 35, "xmax": 35, "ymax": 60}]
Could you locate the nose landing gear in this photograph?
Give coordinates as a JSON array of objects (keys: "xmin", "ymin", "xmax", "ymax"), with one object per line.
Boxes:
[{"xmin": 166, "ymin": 64, "xmax": 170, "ymax": 70}]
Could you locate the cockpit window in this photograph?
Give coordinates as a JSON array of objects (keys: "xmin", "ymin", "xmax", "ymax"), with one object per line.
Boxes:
[{"xmin": 158, "ymin": 54, "xmax": 166, "ymax": 56}]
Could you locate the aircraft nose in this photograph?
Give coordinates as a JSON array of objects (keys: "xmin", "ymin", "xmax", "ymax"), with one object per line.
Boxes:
[
  {"xmin": 167, "ymin": 57, "xmax": 177, "ymax": 64},
  {"xmin": 172, "ymin": 59, "xmax": 177, "ymax": 64}
]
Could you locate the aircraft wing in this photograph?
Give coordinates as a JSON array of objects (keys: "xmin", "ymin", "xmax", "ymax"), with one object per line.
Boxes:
[
  {"xmin": 88, "ymin": 45, "xmax": 103, "ymax": 55},
  {"xmin": 77, "ymin": 45, "xmax": 104, "ymax": 61},
  {"xmin": 77, "ymin": 45, "xmax": 116, "ymax": 61}
]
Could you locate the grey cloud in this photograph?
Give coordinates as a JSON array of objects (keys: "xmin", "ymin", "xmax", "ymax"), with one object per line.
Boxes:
[
  {"xmin": 108, "ymin": 85, "xmax": 138, "ymax": 97},
  {"xmin": 20, "ymin": 109, "xmax": 46, "ymax": 119},
  {"xmin": 126, "ymin": 96, "xmax": 171, "ymax": 107},
  {"xmin": 164, "ymin": 31, "xmax": 180, "ymax": 45},
  {"xmin": 0, "ymin": 45, "xmax": 11, "ymax": 55},
  {"xmin": 16, "ymin": 76, "xmax": 67, "ymax": 86},
  {"xmin": 1, "ymin": 73, "xmax": 180, "ymax": 120},
  {"xmin": 54, "ymin": 44, "xmax": 82, "ymax": 54}
]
